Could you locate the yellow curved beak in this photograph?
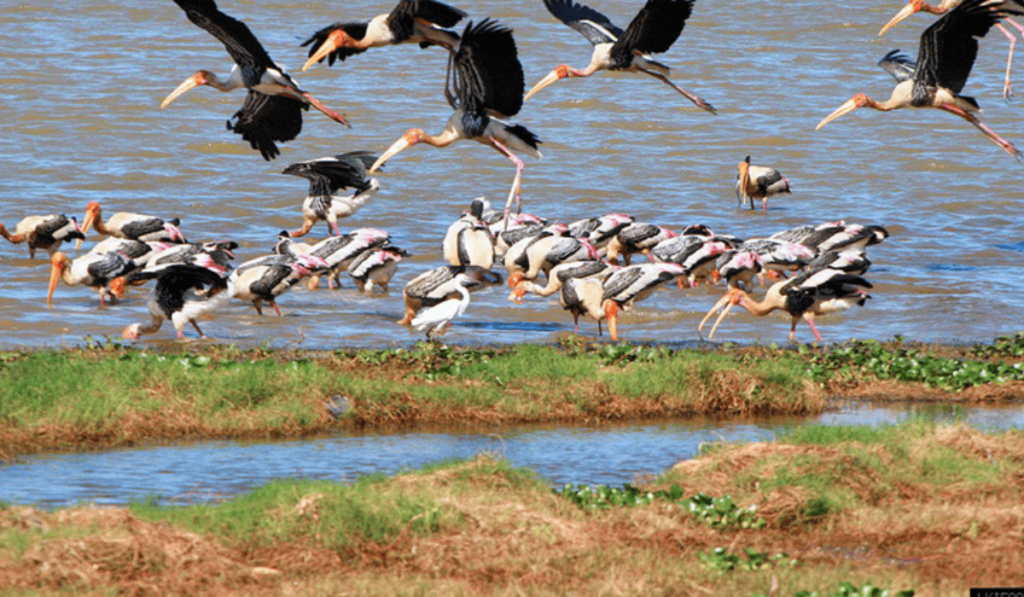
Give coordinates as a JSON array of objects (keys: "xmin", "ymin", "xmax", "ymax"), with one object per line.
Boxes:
[
  {"xmin": 524, "ymin": 68, "xmax": 565, "ymax": 101},
  {"xmin": 161, "ymin": 73, "xmax": 204, "ymax": 109},
  {"xmin": 815, "ymin": 97, "xmax": 861, "ymax": 131},
  {"xmin": 302, "ymin": 30, "xmax": 346, "ymax": 72},
  {"xmin": 879, "ymin": 3, "xmax": 917, "ymax": 36},
  {"xmin": 369, "ymin": 134, "xmax": 415, "ymax": 174}
]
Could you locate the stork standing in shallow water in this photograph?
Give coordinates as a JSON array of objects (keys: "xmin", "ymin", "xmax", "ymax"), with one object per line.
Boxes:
[
  {"xmin": 301, "ymin": 0, "xmax": 467, "ymax": 71},
  {"xmin": 411, "ymin": 266, "xmax": 501, "ymax": 340},
  {"xmin": 525, "ymin": 0, "xmax": 715, "ymax": 113},
  {"xmin": 369, "ymin": 19, "xmax": 542, "ymax": 220},
  {"xmin": 163, "ymin": 0, "xmax": 350, "ymax": 160},
  {"xmin": 816, "ymin": 0, "xmax": 1024, "ymax": 161},
  {"xmin": 736, "ymin": 156, "xmax": 791, "ymax": 212},
  {"xmin": 78, "ymin": 202, "xmax": 186, "ymax": 250},
  {"xmin": 0, "ymin": 215, "xmax": 84, "ymax": 259},
  {"xmin": 122, "ymin": 263, "xmax": 231, "ymax": 340}
]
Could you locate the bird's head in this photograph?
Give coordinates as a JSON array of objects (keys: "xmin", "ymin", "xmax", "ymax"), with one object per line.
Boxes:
[
  {"xmin": 109, "ymin": 276, "xmax": 127, "ymax": 299},
  {"xmin": 369, "ymin": 129, "xmax": 424, "ymax": 174},
  {"xmin": 879, "ymin": 0, "xmax": 932, "ymax": 36},
  {"xmin": 47, "ymin": 251, "xmax": 69, "ymax": 308},
  {"xmin": 507, "ymin": 271, "xmax": 524, "ymax": 289},
  {"xmin": 816, "ymin": 94, "xmax": 870, "ymax": 130},
  {"xmin": 161, "ymin": 71, "xmax": 213, "ymax": 108},
  {"xmin": 524, "ymin": 65, "xmax": 573, "ymax": 101},
  {"xmin": 302, "ymin": 28, "xmax": 356, "ymax": 72},
  {"xmin": 122, "ymin": 323, "xmax": 142, "ymax": 341},
  {"xmin": 508, "ymin": 280, "xmax": 527, "ymax": 303},
  {"xmin": 726, "ymin": 287, "xmax": 748, "ymax": 306}
]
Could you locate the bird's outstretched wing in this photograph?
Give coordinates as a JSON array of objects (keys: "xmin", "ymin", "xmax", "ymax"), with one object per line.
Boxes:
[
  {"xmin": 282, "ymin": 151, "xmax": 378, "ymax": 195},
  {"xmin": 915, "ymin": 0, "xmax": 1016, "ymax": 98},
  {"xmin": 877, "ymin": 49, "xmax": 916, "ymax": 82},
  {"xmin": 453, "ymin": 19, "xmax": 525, "ymax": 120},
  {"xmin": 172, "ymin": 0, "xmax": 277, "ymax": 73},
  {"xmin": 611, "ymin": 0, "xmax": 694, "ymax": 64},
  {"xmin": 389, "ymin": 0, "xmax": 468, "ymax": 42},
  {"xmin": 229, "ymin": 92, "xmax": 306, "ymax": 161},
  {"xmin": 543, "ymin": 0, "xmax": 623, "ymax": 45},
  {"xmin": 301, "ymin": 23, "xmax": 370, "ymax": 66}
]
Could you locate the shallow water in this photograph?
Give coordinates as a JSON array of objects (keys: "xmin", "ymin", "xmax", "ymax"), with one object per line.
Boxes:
[
  {"xmin": 0, "ymin": 0, "xmax": 1022, "ymax": 347},
  {"xmin": 2, "ymin": 402, "xmax": 1021, "ymax": 508}
]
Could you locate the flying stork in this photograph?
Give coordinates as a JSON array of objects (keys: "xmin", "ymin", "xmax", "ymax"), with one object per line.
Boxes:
[
  {"xmin": 163, "ymin": 0, "xmax": 350, "ymax": 160},
  {"xmin": 369, "ymin": 19, "xmax": 542, "ymax": 220},
  {"xmin": 301, "ymin": 0, "xmax": 467, "ymax": 71},
  {"xmin": 525, "ymin": 0, "xmax": 716, "ymax": 114},
  {"xmin": 816, "ymin": 0, "xmax": 1024, "ymax": 161},
  {"xmin": 282, "ymin": 151, "xmax": 380, "ymax": 238}
]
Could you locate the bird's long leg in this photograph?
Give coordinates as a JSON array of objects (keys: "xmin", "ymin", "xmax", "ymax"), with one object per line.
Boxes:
[
  {"xmin": 272, "ymin": 301, "xmax": 282, "ymax": 317},
  {"xmin": 698, "ymin": 293, "xmax": 731, "ymax": 339},
  {"xmin": 804, "ymin": 315, "xmax": 823, "ymax": 343},
  {"xmin": 299, "ymin": 91, "xmax": 351, "ymax": 128},
  {"xmin": 996, "ymin": 22, "xmax": 1018, "ymax": 102},
  {"xmin": 252, "ymin": 299, "xmax": 264, "ymax": 316},
  {"xmin": 643, "ymin": 71, "xmax": 717, "ymax": 115},
  {"xmin": 939, "ymin": 104, "xmax": 1024, "ymax": 161},
  {"xmin": 489, "ymin": 138, "xmax": 526, "ymax": 219},
  {"xmin": 191, "ymin": 320, "xmax": 208, "ymax": 339}
]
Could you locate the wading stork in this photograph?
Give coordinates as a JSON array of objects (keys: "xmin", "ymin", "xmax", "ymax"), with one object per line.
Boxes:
[
  {"xmin": 525, "ymin": 0, "xmax": 715, "ymax": 114},
  {"xmin": 702, "ymin": 268, "xmax": 873, "ymax": 343},
  {"xmin": 163, "ymin": 0, "xmax": 350, "ymax": 160},
  {"xmin": 122, "ymin": 263, "xmax": 231, "ymax": 340},
  {"xmin": 0, "ymin": 215, "xmax": 84, "ymax": 259},
  {"xmin": 282, "ymin": 151, "xmax": 380, "ymax": 238},
  {"xmin": 816, "ymin": 0, "xmax": 1024, "ymax": 161},
  {"xmin": 369, "ymin": 19, "xmax": 542, "ymax": 220},
  {"xmin": 301, "ymin": 0, "xmax": 467, "ymax": 71}
]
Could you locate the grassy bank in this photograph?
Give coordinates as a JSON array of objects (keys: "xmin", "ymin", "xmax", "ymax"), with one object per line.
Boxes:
[
  {"xmin": 2, "ymin": 422, "xmax": 1020, "ymax": 595},
  {"xmin": 3, "ymin": 335, "xmax": 1024, "ymax": 458},
  {"xmin": 0, "ymin": 342, "xmax": 820, "ymax": 459}
]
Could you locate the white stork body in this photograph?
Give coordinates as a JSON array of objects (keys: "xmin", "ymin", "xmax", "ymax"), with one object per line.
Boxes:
[
  {"xmin": 283, "ymin": 152, "xmax": 380, "ymax": 238},
  {"xmin": 122, "ymin": 263, "xmax": 231, "ymax": 340}
]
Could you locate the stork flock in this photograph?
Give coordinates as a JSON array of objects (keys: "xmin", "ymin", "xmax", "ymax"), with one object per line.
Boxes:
[{"xmin": 3, "ymin": 0, "xmax": 1021, "ymax": 343}]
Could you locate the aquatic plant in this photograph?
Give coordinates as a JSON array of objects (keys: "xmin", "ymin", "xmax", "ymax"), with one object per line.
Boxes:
[
  {"xmin": 696, "ymin": 546, "xmax": 796, "ymax": 573},
  {"xmin": 556, "ymin": 483, "xmax": 684, "ymax": 509},
  {"xmin": 684, "ymin": 493, "xmax": 766, "ymax": 529}
]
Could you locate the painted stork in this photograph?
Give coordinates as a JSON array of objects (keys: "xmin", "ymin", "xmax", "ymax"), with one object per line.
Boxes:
[
  {"xmin": 697, "ymin": 249, "xmax": 762, "ymax": 336},
  {"xmin": 122, "ymin": 263, "xmax": 231, "ymax": 340},
  {"xmin": 163, "ymin": 0, "xmax": 350, "ymax": 161},
  {"xmin": 110, "ymin": 241, "xmax": 238, "ymax": 296},
  {"xmin": 650, "ymin": 235, "xmax": 731, "ymax": 287},
  {"xmin": 568, "ymin": 213, "xmax": 635, "ymax": 250},
  {"xmin": 369, "ymin": 19, "xmax": 542, "ymax": 219},
  {"xmin": 348, "ymin": 247, "xmax": 407, "ymax": 293},
  {"xmin": 703, "ymin": 268, "xmax": 873, "ymax": 342},
  {"xmin": 605, "ymin": 223, "xmax": 676, "ymax": 265},
  {"xmin": 282, "ymin": 151, "xmax": 380, "ymax": 238},
  {"xmin": 736, "ymin": 156, "xmax": 791, "ymax": 212},
  {"xmin": 301, "ymin": 0, "xmax": 467, "ymax": 71},
  {"xmin": 509, "ymin": 259, "xmax": 615, "ymax": 303},
  {"xmin": 816, "ymin": 0, "xmax": 1024, "ymax": 161},
  {"xmin": 443, "ymin": 199, "xmax": 495, "ymax": 268},
  {"xmin": 505, "ymin": 227, "xmax": 600, "ymax": 288},
  {"xmin": 879, "ymin": 0, "xmax": 1024, "ymax": 102},
  {"xmin": 807, "ymin": 249, "xmax": 872, "ymax": 275},
  {"xmin": 410, "ymin": 266, "xmax": 501, "ymax": 340},
  {"xmin": 229, "ymin": 253, "xmax": 329, "ymax": 315},
  {"xmin": 565, "ymin": 262, "xmax": 685, "ymax": 340},
  {"xmin": 276, "ymin": 227, "xmax": 393, "ymax": 290},
  {"xmin": 79, "ymin": 202, "xmax": 186, "ymax": 249},
  {"xmin": 47, "ymin": 250, "xmax": 139, "ymax": 309},
  {"xmin": 739, "ymin": 238, "xmax": 817, "ymax": 284},
  {"xmin": 0, "ymin": 215, "xmax": 84, "ymax": 259},
  {"xmin": 525, "ymin": 0, "xmax": 716, "ymax": 114},
  {"xmin": 400, "ymin": 264, "xmax": 502, "ymax": 325}
]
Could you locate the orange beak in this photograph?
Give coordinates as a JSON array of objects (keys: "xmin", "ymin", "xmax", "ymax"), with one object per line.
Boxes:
[
  {"xmin": 524, "ymin": 65, "xmax": 570, "ymax": 101},
  {"xmin": 604, "ymin": 299, "xmax": 619, "ymax": 341},
  {"xmin": 370, "ymin": 130, "xmax": 422, "ymax": 174},
  {"xmin": 161, "ymin": 72, "xmax": 207, "ymax": 108},
  {"xmin": 302, "ymin": 29, "xmax": 350, "ymax": 72},
  {"xmin": 816, "ymin": 96, "xmax": 865, "ymax": 130},
  {"xmin": 47, "ymin": 253, "xmax": 66, "ymax": 308}
]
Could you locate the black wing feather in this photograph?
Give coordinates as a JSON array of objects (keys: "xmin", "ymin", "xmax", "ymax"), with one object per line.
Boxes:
[
  {"xmin": 454, "ymin": 19, "xmax": 525, "ymax": 119},
  {"xmin": 172, "ymin": 0, "xmax": 277, "ymax": 75},
  {"xmin": 915, "ymin": 0, "xmax": 1010, "ymax": 97},
  {"xmin": 283, "ymin": 151, "xmax": 377, "ymax": 194},
  {"xmin": 543, "ymin": 0, "xmax": 623, "ymax": 44},
  {"xmin": 389, "ymin": 0, "xmax": 467, "ymax": 41},
  {"xmin": 611, "ymin": 0, "xmax": 694, "ymax": 65},
  {"xmin": 878, "ymin": 49, "xmax": 915, "ymax": 82},
  {"xmin": 229, "ymin": 92, "xmax": 306, "ymax": 161}
]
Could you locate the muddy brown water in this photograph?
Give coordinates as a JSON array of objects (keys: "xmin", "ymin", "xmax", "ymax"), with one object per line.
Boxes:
[{"xmin": 1, "ymin": 0, "xmax": 1021, "ymax": 348}]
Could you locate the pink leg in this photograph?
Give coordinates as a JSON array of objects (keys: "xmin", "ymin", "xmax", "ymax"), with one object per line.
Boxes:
[
  {"xmin": 301, "ymin": 92, "xmax": 351, "ymax": 128},
  {"xmin": 996, "ymin": 23, "xmax": 1017, "ymax": 102},
  {"xmin": 272, "ymin": 301, "xmax": 282, "ymax": 317},
  {"xmin": 805, "ymin": 315, "xmax": 823, "ymax": 343},
  {"xmin": 489, "ymin": 137, "xmax": 525, "ymax": 219},
  {"xmin": 939, "ymin": 104, "xmax": 1023, "ymax": 161},
  {"xmin": 646, "ymin": 72, "xmax": 717, "ymax": 115}
]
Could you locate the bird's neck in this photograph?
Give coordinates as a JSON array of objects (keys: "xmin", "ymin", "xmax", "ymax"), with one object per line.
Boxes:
[{"xmin": 737, "ymin": 293, "xmax": 779, "ymax": 317}]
